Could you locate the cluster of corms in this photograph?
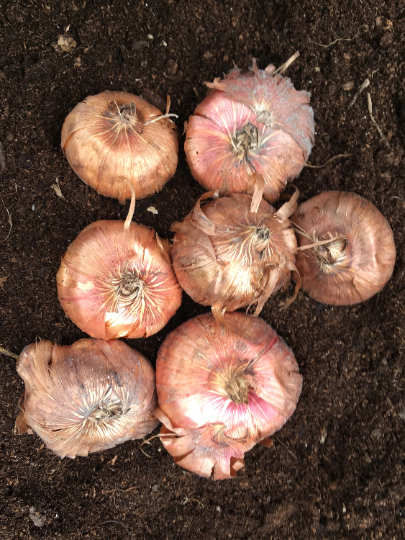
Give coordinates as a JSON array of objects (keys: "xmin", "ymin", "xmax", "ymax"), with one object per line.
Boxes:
[{"xmin": 16, "ymin": 59, "xmax": 396, "ymax": 480}]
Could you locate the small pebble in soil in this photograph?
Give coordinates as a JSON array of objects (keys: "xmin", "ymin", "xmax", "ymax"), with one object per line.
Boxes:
[
  {"xmin": 166, "ymin": 59, "xmax": 178, "ymax": 75},
  {"xmin": 54, "ymin": 35, "xmax": 77, "ymax": 52},
  {"xmin": 371, "ymin": 428, "xmax": 383, "ymax": 440},
  {"xmin": 29, "ymin": 506, "xmax": 46, "ymax": 528},
  {"xmin": 343, "ymin": 82, "xmax": 354, "ymax": 91},
  {"xmin": 132, "ymin": 40, "xmax": 149, "ymax": 50}
]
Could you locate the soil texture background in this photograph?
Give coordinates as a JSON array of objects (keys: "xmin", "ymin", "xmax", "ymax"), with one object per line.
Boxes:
[{"xmin": 1, "ymin": 0, "xmax": 405, "ymax": 539}]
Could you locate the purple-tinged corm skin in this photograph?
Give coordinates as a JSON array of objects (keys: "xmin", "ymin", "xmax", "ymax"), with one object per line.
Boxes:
[
  {"xmin": 185, "ymin": 59, "xmax": 314, "ymax": 203},
  {"xmin": 292, "ymin": 191, "xmax": 396, "ymax": 305}
]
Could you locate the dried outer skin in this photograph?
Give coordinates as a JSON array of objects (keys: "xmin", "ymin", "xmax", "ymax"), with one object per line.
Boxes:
[
  {"xmin": 156, "ymin": 312, "xmax": 302, "ymax": 479},
  {"xmin": 185, "ymin": 60, "xmax": 314, "ymax": 203},
  {"xmin": 171, "ymin": 193, "xmax": 297, "ymax": 315},
  {"xmin": 61, "ymin": 91, "xmax": 179, "ymax": 201},
  {"xmin": 207, "ymin": 60, "xmax": 314, "ymax": 158},
  {"xmin": 156, "ymin": 410, "xmax": 249, "ymax": 480},
  {"xmin": 293, "ymin": 191, "xmax": 396, "ymax": 305},
  {"xmin": 17, "ymin": 339, "xmax": 159, "ymax": 458},
  {"xmin": 57, "ymin": 220, "xmax": 182, "ymax": 339}
]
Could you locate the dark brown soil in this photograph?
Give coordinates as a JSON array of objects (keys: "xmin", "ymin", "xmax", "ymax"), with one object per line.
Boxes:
[{"xmin": 1, "ymin": 1, "xmax": 404, "ymax": 538}]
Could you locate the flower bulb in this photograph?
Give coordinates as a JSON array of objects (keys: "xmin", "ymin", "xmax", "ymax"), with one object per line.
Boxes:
[
  {"xmin": 292, "ymin": 191, "xmax": 396, "ymax": 305},
  {"xmin": 16, "ymin": 338, "xmax": 158, "ymax": 458},
  {"xmin": 171, "ymin": 177, "xmax": 299, "ymax": 318},
  {"xmin": 61, "ymin": 91, "xmax": 179, "ymax": 201},
  {"xmin": 156, "ymin": 312, "xmax": 302, "ymax": 479},
  {"xmin": 185, "ymin": 59, "xmax": 314, "ymax": 202},
  {"xmin": 57, "ymin": 218, "xmax": 182, "ymax": 339}
]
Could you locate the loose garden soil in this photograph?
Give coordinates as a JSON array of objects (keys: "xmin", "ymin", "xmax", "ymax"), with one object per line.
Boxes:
[{"xmin": 0, "ymin": 0, "xmax": 404, "ymax": 538}]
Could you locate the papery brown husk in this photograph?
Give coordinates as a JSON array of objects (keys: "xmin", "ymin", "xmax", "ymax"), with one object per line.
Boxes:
[
  {"xmin": 292, "ymin": 191, "xmax": 396, "ymax": 305},
  {"xmin": 155, "ymin": 312, "xmax": 303, "ymax": 479},
  {"xmin": 61, "ymin": 91, "xmax": 179, "ymax": 201},
  {"xmin": 171, "ymin": 188, "xmax": 298, "ymax": 317},
  {"xmin": 16, "ymin": 339, "xmax": 159, "ymax": 458}
]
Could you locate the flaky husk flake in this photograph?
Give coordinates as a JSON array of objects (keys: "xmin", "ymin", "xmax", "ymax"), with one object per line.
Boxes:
[{"xmin": 16, "ymin": 339, "xmax": 159, "ymax": 458}]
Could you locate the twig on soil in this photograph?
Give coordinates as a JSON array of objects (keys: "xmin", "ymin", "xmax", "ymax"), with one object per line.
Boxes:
[
  {"xmin": 97, "ymin": 520, "xmax": 130, "ymax": 535},
  {"xmin": 314, "ymin": 26, "xmax": 366, "ymax": 48},
  {"xmin": 275, "ymin": 51, "xmax": 300, "ymax": 75},
  {"xmin": 0, "ymin": 346, "xmax": 19, "ymax": 360},
  {"xmin": 305, "ymin": 153, "xmax": 353, "ymax": 169},
  {"xmin": 347, "ymin": 78, "xmax": 370, "ymax": 110},
  {"xmin": 104, "ymin": 486, "xmax": 138, "ymax": 495},
  {"xmin": 367, "ymin": 92, "xmax": 390, "ymax": 148},
  {"xmin": 139, "ymin": 445, "xmax": 152, "ymax": 459},
  {"xmin": 182, "ymin": 497, "xmax": 204, "ymax": 507},
  {"xmin": 274, "ymin": 437, "xmax": 297, "ymax": 460},
  {"xmin": 1, "ymin": 198, "xmax": 12, "ymax": 243},
  {"xmin": 315, "ymin": 37, "xmax": 351, "ymax": 48}
]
